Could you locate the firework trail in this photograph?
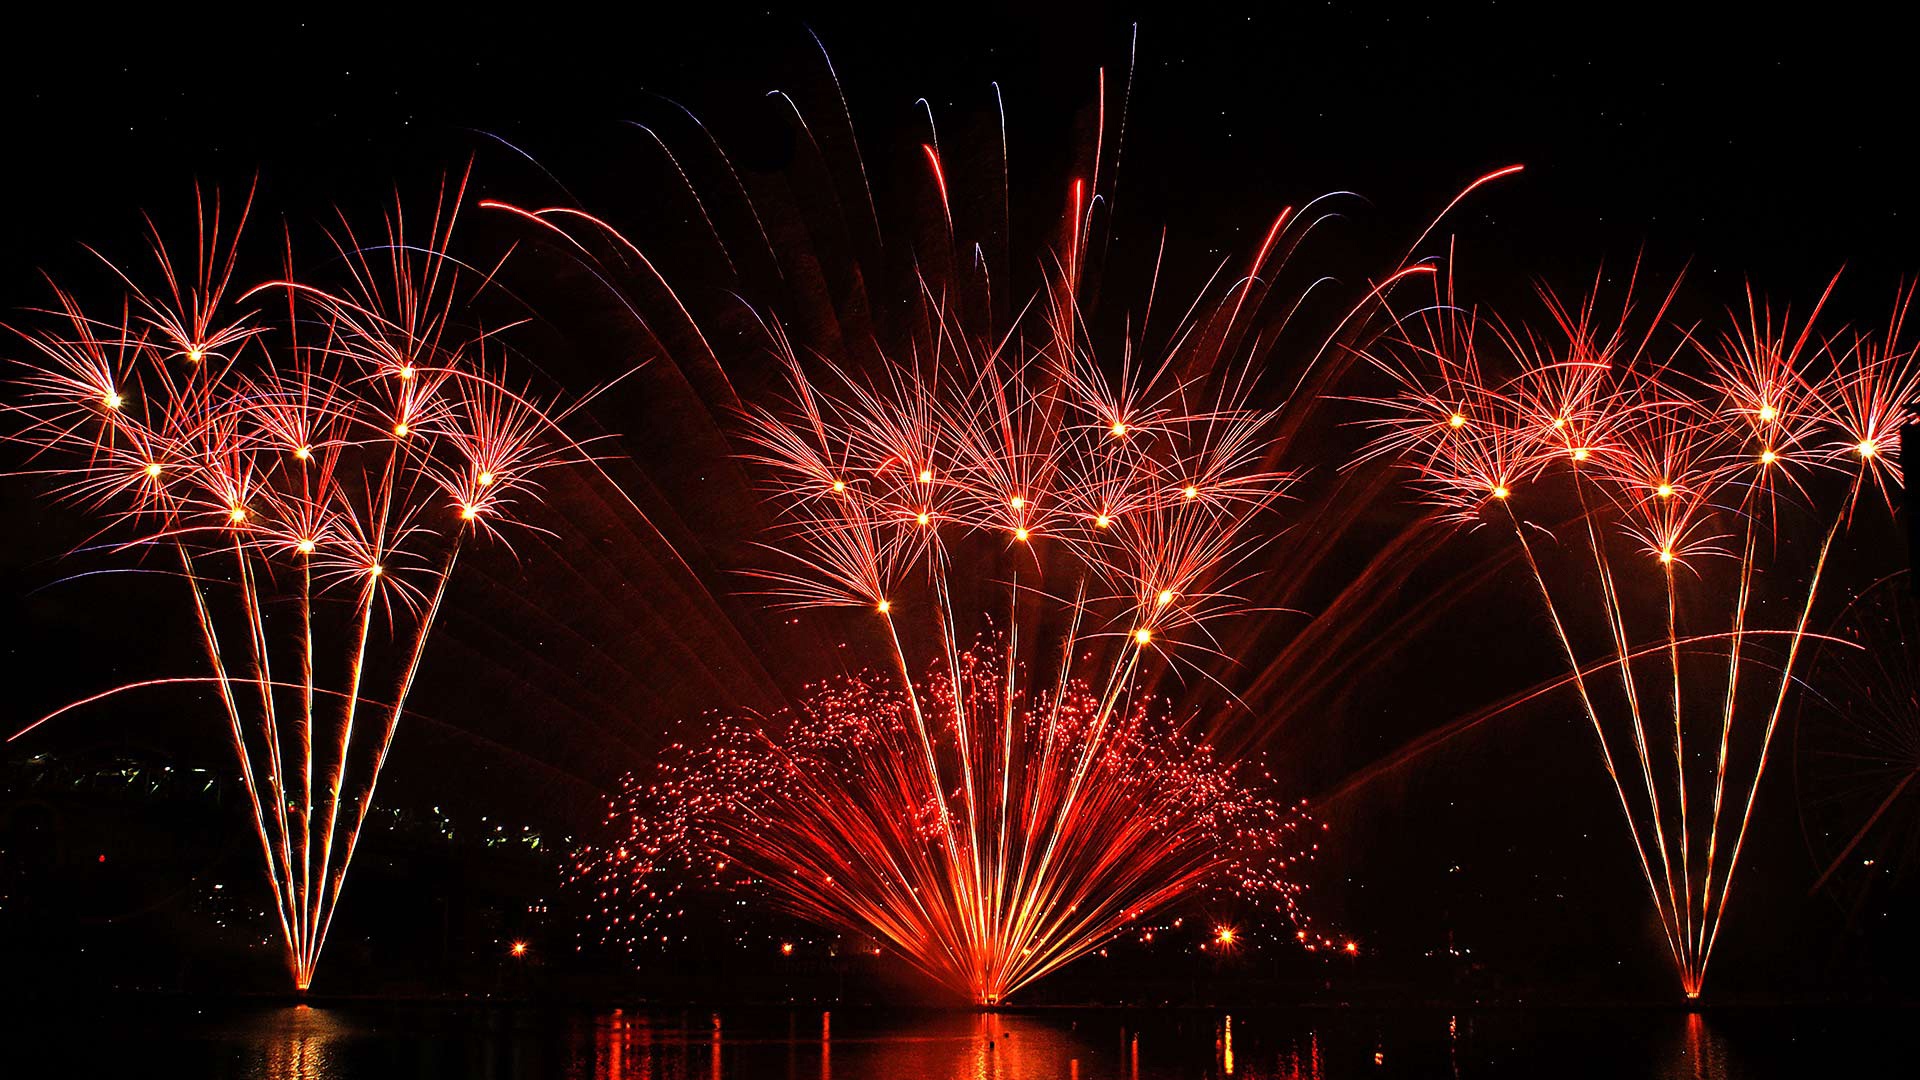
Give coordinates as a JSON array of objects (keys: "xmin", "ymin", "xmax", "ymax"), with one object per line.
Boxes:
[
  {"xmin": 1361, "ymin": 269, "xmax": 1916, "ymax": 996},
  {"xmin": 5, "ymin": 179, "xmax": 591, "ymax": 990}
]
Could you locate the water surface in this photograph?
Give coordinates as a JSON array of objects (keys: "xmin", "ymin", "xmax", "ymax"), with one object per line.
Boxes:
[{"xmin": 7, "ymin": 1001, "xmax": 1903, "ymax": 1078}]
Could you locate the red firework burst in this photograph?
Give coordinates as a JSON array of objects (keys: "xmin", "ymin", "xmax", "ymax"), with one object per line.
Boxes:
[
  {"xmin": 1363, "ymin": 268, "xmax": 1915, "ymax": 997},
  {"xmin": 5, "ymin": 178, "xmax": 592, "ymax": 990}
]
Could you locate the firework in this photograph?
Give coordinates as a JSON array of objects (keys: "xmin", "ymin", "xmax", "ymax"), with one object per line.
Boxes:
[
  {"xmin": 489, "ymin": 39, "xmax": 1533, "ymax": 998},
  {"xmin": 574, "ymin": 639, "xmax": 1318, "ymax": 1004},
  {"xmin": 1363, "ymin": 270, "xmax": 1914, "ymax": 996},
  {"xmin": 5, "ymin": 180, "xmax": 587, "ymax": 990},
  {"xmin": 562, "ymin": 275, "xmax": 1333, "ymax": 1003}
]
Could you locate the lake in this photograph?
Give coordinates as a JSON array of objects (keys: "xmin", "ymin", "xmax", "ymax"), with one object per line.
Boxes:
[{"xmin": 4, "ymin": 1001, "xmax": 1904, "ymax": 1078}]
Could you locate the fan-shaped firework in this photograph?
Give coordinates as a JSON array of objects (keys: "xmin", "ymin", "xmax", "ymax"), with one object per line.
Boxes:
[
  {"xmin": 4, "ymin": 181, "xmax": 589, "ymax": 990},
  {"xmin": 1362, "ymin": 271, "xmax": 1915, "ymax": 996},
  {"xmin": 573, "ymin": 639, "xmax": 1318, "ymax": 1005}
]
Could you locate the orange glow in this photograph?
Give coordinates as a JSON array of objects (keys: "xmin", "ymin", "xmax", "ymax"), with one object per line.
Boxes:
[
  {"xmin": 1111, "ymin": 421, "xmax": 1128, "ymax": 437},
  {"xmin": 102, "ymin": 390, "xmax": 122, "ymax": 410},
  {"xmin": 143, "ymin": 462, "xmax": 163, "ymax": 479},
  {"xmin": 229, "ymin": 506, "xmax": 248, "ymax": 524},
  {"xmin": 1215, "ymin": 926, "xmax": 1236, "ymax": 946},
  {"xmin": 1859, "ymin": 440, "xmax": 1878, "ymax": 458},
  {"xmin": 918, "ymin": 468, "xmax": 933, "ymax": 483},
  {"xmin": 1552, "ymin": 416, "xmax": 1567, "ymax": 429},
  {"xmin": 460, "ymin": 504, "xmax": 478, "ymax": 521},
  {"xmin": 1447, "ymin": 412, "xmax": 1466, "ymax": 428},
  {"xmin": 1009, "ymin": 495, "xmax": 1025, "ymax": 509},
  {"xmin": 876, "ymin": 599, "xmax": 891, "ymax": 615},
  {"xmin": 479, "ymin": 471, "xmax": 495, "ymax": 487},
  {"xmin": 296, "ymin": 538, "xmax": 316, "ymax": 555},
  {"xmin": 781, "ymin": 942, "xmax": 795, "ymax": 956},
  {"xmin": 1157, "ymin": 589, "xmax": 1175, "ymax": 607},
  {"xmin": 294, "ymin": 445, "xmax": 312, "ymax": 460},
  {"xmin": 1491, "ymin": 485, "xmax": 1509, "ymax": 500},
  {"xmin": 831, "ymin": 478, "xmax": 845, "ymax": 493},
  {"xmin": 1094, "ymin": 514, "xmax": 1111, "ymax": 529},
  {"xmin": 916, "ymin": 510, "xmax": 932, "ymax": 526},
  {"xmin": 1572, "ymin": 447, "xmax": 1590, "ymax": 461},
  {"xmin": 1014, "ymin": 527, "xmax": 1030, "ymax": 542},
  {"xmin": 510, "ymin": 940, "xmax": 529, "ymax": 957},
  {"xmin": 398, "ymin": 364, "xmax": 415, "ymax": 381},
  {"xmin": 1134, "ymin": 627, "xmax": 1153, "ymax": 646},
  {"xmin": 1182, "ymin": 485, "xmax": 1199, "ymax": 500},
  {"xmin": 1344, "ymin": 941, "xmax": 1358, "ymax": 955},
  {"xmin": 393, "ymin": 421, "xmax": 410, "ymax": 438},
  {"xmin": 368, "ymin": 563, "xmax": 383, "ymax": 578},
  {"xmin": 1658, "ymin": 548, "xmax": 1674, "ymax": 564},
  {"xmin": 1757, "ymin": 404, "xmax": 1777, "ymax": 422},
  {"xmin": 185, "ymin": 347, "xmax": 204, "ymax": 364},
  {"xmin": 1655, "ymin": 482, "xmax": 1674, "ymax": 498},
  {"xmin": 1759, "ymin": 449, "xmax": 1777, "ymax": 465}
]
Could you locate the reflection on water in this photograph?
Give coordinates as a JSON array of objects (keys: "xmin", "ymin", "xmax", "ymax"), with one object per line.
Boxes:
[
  {"xmin": 250, "ymin": 1004, "xmax": 351, "ymax": 1080},
  {"xmin": 5, "ymin": 1000, "xmax": 1903, "ymax": 1078}
]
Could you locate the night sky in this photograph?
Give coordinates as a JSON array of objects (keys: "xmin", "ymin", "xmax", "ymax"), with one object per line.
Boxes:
[{"xmin": 3, "ymin": 3, "xmax": 1917, "ymax": 998}]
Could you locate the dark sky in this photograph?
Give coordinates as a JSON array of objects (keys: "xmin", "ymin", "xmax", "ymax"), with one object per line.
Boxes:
[{"xmin": 3, "ymin": 2, "xmax": 1917, "ymax": 995}]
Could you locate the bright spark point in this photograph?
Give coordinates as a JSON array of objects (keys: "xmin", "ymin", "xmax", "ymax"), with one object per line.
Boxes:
[
  {"xmin": 185, "ymin": 347, "xmax": 204, "ymax": 364},
  {"xmin": 399, "ymin": 364, "xmax": 415, "ymax": 381},
  {"xmin": 917, "ymin": 511, "xmax": 932, "ymax": 526},
  {"xmin": 781, "ymin": 942, "xmax": 795, "ymax": 956},
  {"xmin": 1215, "ymin": 926, "xmax": 1236, "ymax": 946},
  {"xmin": 1344, "ymin": 941, "xmax": 1358, "ymax": 955},
  {"xmin": 1552, "ymin": 416, "xmax": 1567, "ymax": 429},
  {"xmin": 143, "ymin": 462, "xmax": 162, "ymax": 479},
  {"xmin": 831, "ymin": 478, "xmax": 845, "ymax": 493},
  {"xmin": 460, "ymin": 504, "xmax": 478, "ymax": 521},
  {"xmin": 876, "ymin": 599, "xmax": 891, "ymax": 615},
  {"xmin": 1009, "ymin": 495, "xmax": 1025, "ymax": 509},
  {"xmin": 510, "ymin": 940, "xmax": 528, "ymax": 957},
  {"xmin": 368, "ymin": 563, "xmax": 383, "ymax": 578},
  {"xmin": 1014, "ymin": 527, "xmax": 1029, "ymax": 542},
  {"xmin": 1157, "ymin": 589, "xmax": 1175, "ymax": 607},
  {"xmin": 1134, "ymin": 627, "xmax": 1153, "ymax": 646},
  {"xmin": 1658, "ymin": 549, "xmax": 1674, "ymax": 564},
  {"xmin": 296, "ymin": 539, "xmax": 315, "ymax": 555},
  {"xmin": 1182, "ymin": 485, "xmax": 1199, "ymax": 500},
  {"xmin": 1491, "ymin": 485, "xmax": 1509, "ymax": 500},
  {"xmin": 393, "ymin": 421, "xmax": 410, "ymax": 438},
  {"xmin": 1759, "ymin": 449, "xmax": 1778, "ymax": 465},
  {"xmin": 1111, "ymin": 421, "xmax": 1128, "ymax": 437},
  {"xmin": 1757, "ymin": 404, "xmax": 1777, "ymax": 422},
  {"xmin": 479, "ymin": 471, "xmax": 495, "ymax": 487},
  {"xmin": 1572, "ymin": 447, "xmax": 1590, "ymax": 461},
  {"xmin": 918, "ymin": 468, "xmax": 933, "ymax": 483},
  {"xmin": 1859, "ymin": 440, "xmax": 1878, "ymax": 458},
  {"xmin": 1655, "ymin": 482, "xmax": 1674, "ymax": 498},
  {"xmin": 294, "ymin": 445, "xmax": 311, "ymax": 460},
  {"xmin": 1447, "ymin": 412, "xmax": 1466, "ymax": 428},
  {"xmin": 101, "ymin": 390, "xmax": 122, "ymax": 410},
  {"xmin": 229, "ymin": 506, "xmax": 248, "ymax": 523},
  {"xmin": 1094, "ymin": 514, "xmax": 1111, "ymax": 529}
]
